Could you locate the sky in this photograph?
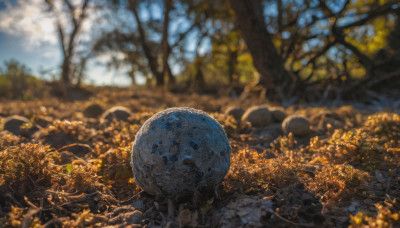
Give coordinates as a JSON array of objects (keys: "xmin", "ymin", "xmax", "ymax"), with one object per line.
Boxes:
[{"xmin": 0, "ymin": 0, "xmax": 133, "ymax": 86}]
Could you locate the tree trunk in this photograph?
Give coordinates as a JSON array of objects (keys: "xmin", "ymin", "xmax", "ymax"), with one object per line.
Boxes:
[
  {"xmin": 75, "ymin": 56, "xmax": 87, "ymax": 87},
  {"xmin": 51, "ymin": 0, "xmax": 90, "ymax": 86},
  {"xmin": 129, "ymin": 1, "xmax": 164, "ymax": 86},
  {"xmin": 230, "ymin": 0, "xmax": 289, "ymax": 90},
  {"xmin": 162, "ymin": 0, "xmax": 175, "ymax": 85},
  {"xmin": 166, "ymin": 63, "xmax": 175, "ymax": 84},
  {"xmin": 389, "ymin": 12, "xmax": 400, "ymax": 51},
  {"xmin": 61, "ymin": 56, "xmax": 72, "ymax": 84},
  {"xmin": 193, "ymin": 57, "xmax": 205, "ymax": 89}
]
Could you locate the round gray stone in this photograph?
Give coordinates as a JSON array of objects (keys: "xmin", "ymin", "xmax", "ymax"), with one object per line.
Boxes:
[
  {"xmin": 83, "ymin": 103, "xmax": 104, "ymax": 118},
  {"xmin": 224, "ymin": 106, "xmax": 244, "ymax": 121},
  {"xmin": 3, "ymin": 115, "xmax": 30, "ymax": 135},
  {"xmin": 282, "ymin": 115, "xmax": 311, "ymax": 137},
  {"xmin": 101, "ymin": 106, "xmax": 132, "ymax": 122},
  {"xmin": 241, "ymin": 106, "xmax": 272, "ymax": 127},
  {"xmin": 131, "ymin": 107, "xmax": 231, "ymax": 198}
]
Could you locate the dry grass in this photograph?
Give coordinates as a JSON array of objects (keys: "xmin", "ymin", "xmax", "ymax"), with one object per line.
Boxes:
[{"xmin": 0, "ymin": 87, "xmax": 399, "ymax": 227}]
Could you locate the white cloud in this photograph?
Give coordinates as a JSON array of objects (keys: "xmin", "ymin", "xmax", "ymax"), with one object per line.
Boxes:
[
  {"xmin": 0, "ymin": 0, "xmax": 104, "ymax": 47},
  {"xmin": 95, "ymin": 51, "xmax": 126, "ymax": 64},
  {"xmin": 85, "ymin": 60, "xmax": 132, "ymax": 86},
  {"xmin": 0, "ymin": 0, "xmax": 132, "ymax": 86},
  {"xmin": 0, "ymin": 0, "xmax": 58, "ymax": 46}
]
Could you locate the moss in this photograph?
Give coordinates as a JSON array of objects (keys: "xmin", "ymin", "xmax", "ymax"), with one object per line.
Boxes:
[
  {"xmin": 0, "ymin": 143, "xmax": 59, "ymax": 189},
  {"xmin": 227, "ymin": 148, "xmax": 301, "ymax": 191},
  {"xmin": 306, "ymin": 164, "xmax": 369, "ymax": 201},
  {"xmin": 309, "ymin": 113, "xmax": 400, "ymax": 171}
]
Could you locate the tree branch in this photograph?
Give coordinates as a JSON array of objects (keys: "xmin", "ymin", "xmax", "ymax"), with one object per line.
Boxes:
[{"xmin": 338, "ymin": 1, "xmax": 399, "ymax": 30}]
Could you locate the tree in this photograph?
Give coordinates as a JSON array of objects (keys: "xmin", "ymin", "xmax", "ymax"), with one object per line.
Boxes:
[
  {"xmin": 45, "ymin": 0, "xmax": 91, "ymax": 85},
  {"xmin": 228, "ymin": 0, "xmax": 400, "ymax": 100},
  {"xmin": 127, "ymin": 0, "xmax": 165, "ymax": 86},
  {"xmin": 161, "ymin": 0, "xmax": 175, "ymax": 85},
  {"xmin": 229, "ymin": 0, "xmax": 291, "ymax": 99},
  {"xmin": 93, "ymin": 0, "xmax": 399, "ymax": 99},
  {"xmin": 94, "ymin": 0, "xmax": 178, "ymax": 87}
]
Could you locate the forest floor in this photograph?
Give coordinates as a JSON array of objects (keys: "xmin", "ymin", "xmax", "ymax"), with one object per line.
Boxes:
[{"xmin": 0, "ymin": 87, "xmax": 399, "ymax": 227}]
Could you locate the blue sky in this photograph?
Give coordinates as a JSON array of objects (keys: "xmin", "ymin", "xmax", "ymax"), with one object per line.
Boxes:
[{"xmin": 0, "ymin": 0, "xmax": 132, "ymax": 86}]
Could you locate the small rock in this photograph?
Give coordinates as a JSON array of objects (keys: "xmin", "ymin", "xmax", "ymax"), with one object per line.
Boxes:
[
  {"xmin": 3, "ymin": 115, "xmax": 30, "ymax": 135},
  {"xmin": 310, "ymin": 111, "xmax": 344, "ymax": 131},
  {"xmin": 101, "ymin": 106, "xmax": 132, "ymax": 122},
  {"xmin": 83, "ymin": 103, "xmax": 104, "ymax": 118},
  {"xmin": 241, "ymin": 106, "xmax": 272, "ymax": 127},
  {"xmin": 132, "ymin": 200, "xmax": 144, "ymax": 211},
  {"xmin": 58, "ymin": 143, "xmax": 91, "ymax": 157},
  {"xmin": 224, "ymin": 106, "xmax": 244, "ymax": 121},
  {"xmin": 282, "ymin": 115, "xmax": 311, "ymax": 137},
  {"xmin": 269, "ymin": 108, "xmax": 287, "ymax": 122}
]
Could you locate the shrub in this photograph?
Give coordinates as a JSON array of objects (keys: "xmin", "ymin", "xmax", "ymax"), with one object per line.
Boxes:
[
  {"xmin": 0, "ymin": 60, "xmax": 47, "ymax": 100},
  {"xmin": 0, "ymin": 143, "xmax": 60, "ymax": 196}
]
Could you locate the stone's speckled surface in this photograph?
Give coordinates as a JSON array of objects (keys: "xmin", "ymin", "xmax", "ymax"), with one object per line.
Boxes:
[
  {"xmin": 241, "ymin": 106, "xmax": 272, "ymax": 127},
  {"xmin": 101, "ymin": 106, "xmax": 132, "ymax": 122},
  {"xmin": 224, "ymin": 106, "xmax": 244, "ymax": 121},
  {"xmin": 3, "ymin": 115, "xmax": 30, "ymax": 135},
  {"xmin": 131, "ymin": 107, "xmax": 231, "ymax": 198},
  {"xmin": 282, "ymin": 115, "xmax": 311, "ymax": 137}
]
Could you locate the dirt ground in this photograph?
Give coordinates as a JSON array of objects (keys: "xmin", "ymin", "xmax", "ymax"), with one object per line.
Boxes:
[{"xmin": 0, "ymin": 87, "xmax": 399, "ymax": 227}]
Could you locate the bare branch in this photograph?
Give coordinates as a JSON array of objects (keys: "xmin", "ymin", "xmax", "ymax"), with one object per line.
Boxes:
[
  {"xmin": 64, "ymin": 0, "xmax": 78, "ymax": 27},
  {"xmin": 338, "ymin": 1, "xmax": 400, "ymax": 30},
  {"xmin": 57, "ymin": 21, "xmax": 67, "ymax": 57}
]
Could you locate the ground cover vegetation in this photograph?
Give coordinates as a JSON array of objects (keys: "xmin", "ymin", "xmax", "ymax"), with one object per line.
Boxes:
[{"xmin": 0, "ymin": 88, "xmax": 399, "ymax": 227}]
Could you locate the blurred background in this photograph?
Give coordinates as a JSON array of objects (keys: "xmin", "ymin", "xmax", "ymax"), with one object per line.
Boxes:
[{"xmin": 0, "ymin": 0, "xmax": 399, "ymax": 103}]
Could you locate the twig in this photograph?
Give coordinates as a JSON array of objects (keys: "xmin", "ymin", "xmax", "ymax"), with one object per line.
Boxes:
[
  {"xmin": 21, "ymin": 208, "xmax": 41, "ymax": 228},
  {"xmin": 268, "ymin": 209, "xmax": 314, "ymax": 227}
]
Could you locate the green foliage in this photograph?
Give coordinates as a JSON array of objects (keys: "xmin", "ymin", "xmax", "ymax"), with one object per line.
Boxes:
[{"xmin": 0, "ymin": 60, "xmax": 46, "ymax": 100}]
